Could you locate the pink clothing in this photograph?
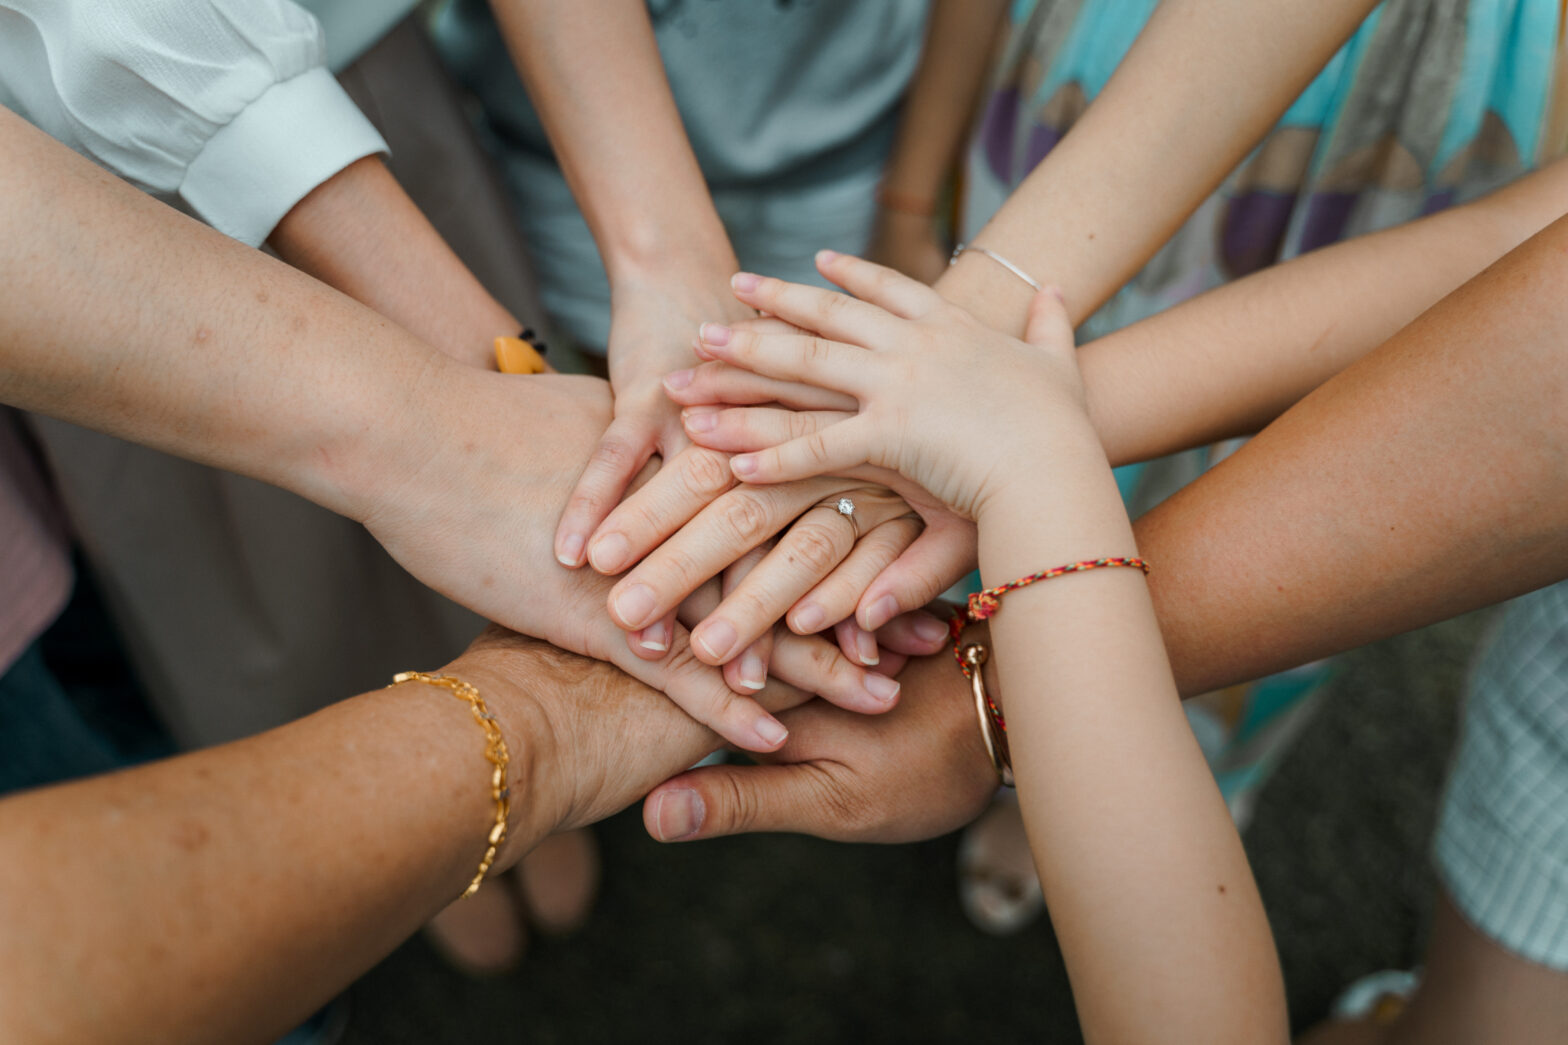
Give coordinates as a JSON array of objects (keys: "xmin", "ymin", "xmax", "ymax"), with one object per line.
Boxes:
[{"xmin": 0, "ymin": 411, "xmax": 71, "ymax": 673}]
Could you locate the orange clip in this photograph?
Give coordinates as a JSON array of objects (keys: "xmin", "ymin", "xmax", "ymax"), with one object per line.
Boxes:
[{"xmin": 494, "ymin": 335, "xmax": 547, "ymax": 375}]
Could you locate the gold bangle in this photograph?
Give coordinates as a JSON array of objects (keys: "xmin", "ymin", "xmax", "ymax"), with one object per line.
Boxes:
[
  {"xmin": 391, "ymin": 670, "xmax": 512, "ymax": 900},
  {"xmin": 959, "ymin": 642, "xmax": 1014, "ymax": 788}
]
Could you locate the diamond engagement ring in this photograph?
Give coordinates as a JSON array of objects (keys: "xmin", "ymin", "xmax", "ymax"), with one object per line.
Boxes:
[{"xmin": 825, "ymin": 496, "xmax": 859, "ymax": 538}]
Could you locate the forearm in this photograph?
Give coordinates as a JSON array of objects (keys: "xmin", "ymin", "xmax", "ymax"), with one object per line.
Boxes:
[
  {"xmin": 489, "ymin": 0, "xmax": 735, "ymax": 289},
  {"xmin": 1137, "ymin": 212, "xmax": 1568, "ymax": 697},
  {"xmin": 936, "ymin": 0, "xmax": 1376, "ymax": 333},
  {"xmin": 0, "ymin": 634, "xmax": 731, "ymax": 1045},
  {"xmin": 879, "ymin": 0, "xmax": 1009, "ymax": 212},
  {"xmin": 269, "ymin": 155, "xmax": 519, "ymax": 369},
  {"xmin": 979, "ymin": 435, "xmax": 1285, "ymax": 1042},
  {"xmin": 0, "ymin": 109, "xmax": 438, "ymax": 521},
  {"xmin": 0, "ymin": 675, "xmax": 537, "ymax": 1043},
  {"xmin": 1081, "ymin": 156, "xmax": 1568, "ymax": 466}
]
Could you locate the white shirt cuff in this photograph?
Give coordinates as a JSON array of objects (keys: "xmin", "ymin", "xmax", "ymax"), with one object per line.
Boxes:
[{"xmin": 180, "ymin": 66, "xmax": 388, "ymax": 246}]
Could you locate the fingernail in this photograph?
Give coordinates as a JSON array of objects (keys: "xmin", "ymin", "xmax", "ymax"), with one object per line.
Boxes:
[
  {"xmin": 738, "ymin": 650, "xmax": 766, "ymax": 690},
  {"xmin": 816, "ymin": 249, "xmax": 840, "ymax": 265},
  {"xmin": 792, "ymin": 603, "xmax": 826, "ymax": 634},
  {"xmin": 731, "ymin": 272, "xmax": 762, "ymax": 293},
  {"xmin": 693, "ymin": 618, "xmax": 739, "ymax": 662},
  {"xmin": 589, "ymin": 532, "xmax": 631, "ymax": 574},
  {"xmin": 664, "ymin": 368, "xmax": 694, "ymax": 391},
  {"xmin": 732, "ymin": 455, "xmax": 758, "ymax": 478},
  {"xmin": 652, "ymin": 788, "xmax": 704, "ymax": 841},
  {"xmin": 613, "ymin": 584, "xmax": 657, "ymax": 629},
  {"xmin": 557, "ymin": 533, "xmax": 585, "ymax": 568},
  {"xmin": 912, "ymin": 613, "xmax": 950, "ymax": 645},
  {"xmin": 864, "ymin": 672, "xmax": 900, "ymax": 705},
  {"xmin": 863, "ymin": 593, "xmax": 899, "ymax": 632},
  {"xmin": 639, "ymin": 619, "xmax": 668, "ymax": 652},
  {"xmin": 699, "ymin": 322, "xmax": 732, "ymax": 346},
  {"xmin": 753, "ymin": 716, "xmax": 788, "ymax": 749},
  {"xmin": 682, "ymin": 408, "xmax": 717, "ymax": 434},
  {"xmin": 855, "ymin": 629, "xmax": 880, "ymax": 667}
]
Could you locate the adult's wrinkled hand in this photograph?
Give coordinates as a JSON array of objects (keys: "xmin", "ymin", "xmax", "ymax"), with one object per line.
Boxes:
[{"xmin": 642, "ymin": 635, "xmax": 999, "ymax": 845}]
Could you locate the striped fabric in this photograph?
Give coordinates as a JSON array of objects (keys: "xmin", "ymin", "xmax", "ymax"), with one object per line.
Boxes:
[{"xmin": 1436, "ymin": 579, "xmax": 1568, "ymax": 970}]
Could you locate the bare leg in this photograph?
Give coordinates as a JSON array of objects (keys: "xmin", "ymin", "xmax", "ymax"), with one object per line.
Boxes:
[{"xmin": 1298, "ymin": 890, "xmax": 1568, "ymax": 1045}]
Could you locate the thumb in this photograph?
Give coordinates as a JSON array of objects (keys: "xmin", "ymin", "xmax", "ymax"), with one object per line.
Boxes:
[
  {"xmin": 1022, "ymin": 285, "xmax": 1074, "ymax": 349},
  {"xmin": 643, "ymin": 762, "xmax": 838, "ymax": 842}
]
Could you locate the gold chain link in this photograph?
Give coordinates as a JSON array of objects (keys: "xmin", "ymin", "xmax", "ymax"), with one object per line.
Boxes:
[{"xmin": 391, "ymin": 671, "xmax": 512, "ymax": 900}]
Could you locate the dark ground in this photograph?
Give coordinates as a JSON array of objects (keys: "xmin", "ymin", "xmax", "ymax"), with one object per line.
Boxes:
[{"xmin": 340, "ymin": 610, "xmax": 1492, "ymax": 1044}]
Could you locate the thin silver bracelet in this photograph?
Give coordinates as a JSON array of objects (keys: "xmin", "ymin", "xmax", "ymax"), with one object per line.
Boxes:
[{"xmin": 949, "ymin": 243, "xmax": 1041, "ymax": 292}]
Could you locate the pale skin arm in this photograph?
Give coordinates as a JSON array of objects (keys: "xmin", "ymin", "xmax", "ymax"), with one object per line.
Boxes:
[
  {"xmin": 867, "ymin": 0, "xmax": 1009, "ymax": 283},
  {"xmin": 0, "ymin": 628, "xmax": 779, "ymax": 1045},
  {"xmin": 486, "ymin": 0, "xmax": 750, "ymax": 566},
  {"xmin": 268, "ymin": 154, "xmax": 520, "ymax": 370},
  {"xmin": 935, "ymin": 0, "xmax": 1379, "ymax": 332}
]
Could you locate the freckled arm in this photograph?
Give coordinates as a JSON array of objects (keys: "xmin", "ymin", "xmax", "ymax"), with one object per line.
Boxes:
[{"xmin": 0, "ymin": 107, "xmax": 447, "ymax": 517}]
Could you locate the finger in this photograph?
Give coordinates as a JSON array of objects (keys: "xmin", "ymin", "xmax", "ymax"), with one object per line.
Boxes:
[
  {"xmin": 606, "ymin": 479, "xmax": 835, "ymax": 632},
  {"xmin": 873, "ymin": 608, "xmax": 954, "ymax": 657},
  {"xmin": 719, "ymin": 545, "xmax": 773, "ymax": 694},
  {"xmin": 653, "ymin": 637, "xmax": 791, "ymax": 753},
  {"xmin": 728, "ymin": 270, "xmax": 906, "ymax": 349},
  {"xmin": 644, "ymin": 762, "xmax": 845, "ymax": 841},
  {"xmin": 696, "ymin": 323, "xmax": 872, "ymax": 399},
  {"xmin": 857, "ymin": 521, "xmax": 978, "ymax": 631},
  {"xmin": 682, "ymin": 405, "xmax": 852, "ymax": 454},
  {"xmin": 664, "ymin": 361, "xmax": 856, "ymax": 411},
  {"xmin": 588, "ymin": 446, "xmax": 735, "ymax": 576},
  {"xmin": 626, "ymin": 610, "xmax": 677, "ymax": 659},
  {"xmin": 790, "ymin": 515, "xmax": 922, "ymax": 636},
  {"xmin": 1024, "ymin": 284, "xmax": 1076, "ymax": 350},
  {"xmin": 814, "ymin": 249, "xmax": 944, "ymax": 320},
  {"xmin": 555, "ymin": 415, "xmax": 658, "ymax": 568},
  {"xmin": 768, "ymin": 631, "xmax": 900, "ymax": 714},
  {"xmin": 834, "ymin": 617, "xmax": 880, "ymax": 668},
  {"xmin": 730, "ymin": 415, "xmax": 873, "ymax": 485},
  {"xmin": 689, "ymin": 491, "xmax": 910, "ymax": 662}
]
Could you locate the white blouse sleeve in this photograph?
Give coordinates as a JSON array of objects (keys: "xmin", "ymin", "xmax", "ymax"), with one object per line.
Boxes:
[{"xmin": 0, "ymin": 0, "xmax": 388, "ymax": 246}]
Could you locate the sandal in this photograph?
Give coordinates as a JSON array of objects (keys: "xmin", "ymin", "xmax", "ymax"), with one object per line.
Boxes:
[{"xmin": 957, "ymin": 793, "xmax": 1044, "ymax": 936}]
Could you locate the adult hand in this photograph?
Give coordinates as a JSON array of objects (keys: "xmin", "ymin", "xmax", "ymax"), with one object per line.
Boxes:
[
  {"xmin": 353, "ymin": 370, "xmax": 868, "ymax": 752},
  {"xmin": 553, "ymin": 280, "xmax": 752, "ymax": 568},
  {"xmin": 592, "ymin": 444, "xmax": 931, "ymax": 669},
  {"xmin": 642, "ymin": 639, "xmax": 999, "ymax": 844}
]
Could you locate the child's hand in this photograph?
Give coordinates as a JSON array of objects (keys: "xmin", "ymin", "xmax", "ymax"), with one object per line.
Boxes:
[{"xmin": 692, "ymin": 251, "xmax": 1092, "ymax": 521}]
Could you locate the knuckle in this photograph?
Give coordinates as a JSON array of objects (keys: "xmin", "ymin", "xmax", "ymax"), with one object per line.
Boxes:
[
  {"xmin": 717, "ymin": 491, "xmax": 775, "ymax": 546},
  {"xmin": 805, "ymin": 432, "xmax": 834, "ymax": 468},
  {"xmin": 682, "ymin": 448, "xmax": 734, "ymax": 496},
  {"xmin": 715, "ymin": 770, "xmax": 759, "ymax": 834},
  {"xmin": 786, "ymin": 523, "xmax": 843, "ymax": 577},
  {"xmin": 591, "ymin": 436, "xmax": 640, "ymax": 474}
]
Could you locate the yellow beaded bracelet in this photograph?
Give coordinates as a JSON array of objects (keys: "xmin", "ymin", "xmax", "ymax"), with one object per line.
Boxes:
[{"xmin": 390, "ymin": 671, "xmax": 512, "ymax": 900}]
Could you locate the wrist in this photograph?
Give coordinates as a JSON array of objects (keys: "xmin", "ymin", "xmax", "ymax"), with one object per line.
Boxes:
[
  {"xmin": 934, "ymin": 251, "xmax": 1037, "ymax": 338},
  {"xmin": 317, "ymin": 347, "xmax": 470, "ymax": 525},
  {"xmin": 439, "ymin": 647, "xmax": 565, "ymax": 873}
]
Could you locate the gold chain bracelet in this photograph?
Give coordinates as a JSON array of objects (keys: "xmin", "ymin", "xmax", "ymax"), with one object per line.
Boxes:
[{"xmin": 390, "ymin": 671, "xmax": 512, "ymax": 900}]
